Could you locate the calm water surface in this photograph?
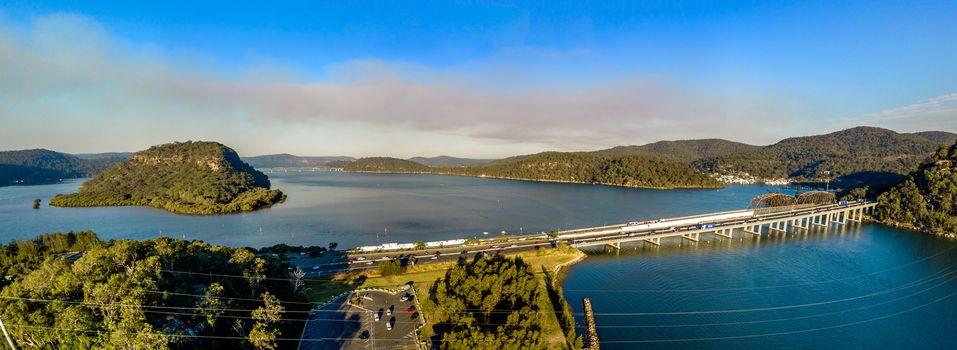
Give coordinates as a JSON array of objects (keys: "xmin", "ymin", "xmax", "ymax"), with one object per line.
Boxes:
[
  {"xmin": 0, "ymin": 171, "xmax": 777, "ymax": 247},
  {"xmin": 562, "ymin": 224, "xmax": 957, "ymax": 349},
  {"xmin": 3, "ymin": 171, "xmax": 955, "ymax": 348}
]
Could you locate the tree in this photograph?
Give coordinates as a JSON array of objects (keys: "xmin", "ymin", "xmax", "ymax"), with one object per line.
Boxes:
[
  {"xmin": 378, "ymin": 260, "xmax": 406, "ymax": 276},
  {"xmin": 414, "ymin": 241, "xmax": 426, "ymax": 250},
  {"xmin": 248, "ymin": 292, "xmax": 284, "ymax": 350},
  {"xmin": 230, "ymin": 249, "xmax": 266, "ymax": 297},
  {"xmin": 196, "ymin": 283, "xmax": 228, "ymax": 328},
  {"xmin": 429, "ymin": 256, "xmax": 548, "ymax": 349},
  {"xmin": 328, "ymin": 242, "xmax": 338, "ymax": 251},
  {"xmin": 289, "ymin": 267, "xmax": 307, "ymax": 295}
]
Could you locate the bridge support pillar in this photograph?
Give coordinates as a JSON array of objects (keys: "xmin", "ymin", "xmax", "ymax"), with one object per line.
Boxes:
[
  {"xmin": 714, "ymin": 229, "xmax": 732, "ymax": 238},
  {"xmin": 682, "ymin": 232, "xmax": 699, "ymax": 242},
  {"xmin": 812, "ymin": 215, "xmax": 826, "ymax": 226},
  {"xmin": 769, "ymin": 221, "xmax": 786, "ymax": 232},
  {"xmin": 643, "ymin": 237, "xmax": 661, "ymax": 246},
  {"xmin": 606, "ymin": 242, "xmax": 620, "ymax": 250},
  {"xmin": 747, "ymin": 225, "xmax": 761, "ymax": 235},
  {"xmin": 848, "ymin": 208, "xmax": 861, "ymax": 222}
]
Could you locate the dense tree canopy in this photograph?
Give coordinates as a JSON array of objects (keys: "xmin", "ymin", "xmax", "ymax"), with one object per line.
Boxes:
[
  {"xmin": 0, "ymin": 234, "xmax": 307, "ymax": 349},
  {"xmin": 49, "ymin": 141, "xmax": 285, "ymax": 215},
  {"xmin": 342, "ymin": 157, "xmax": 433, "ymax": 172},
  {"xmin": 428, "ymin": 255, "xmax": 550, "ymax": 349},
  {"xmin": 877, "ymin": 142, "xmax": 957, "ymax": 235},
  {"xmin": 342, "ymin": 152, "xmax": 722, "ymax": 189},
  {"xmin": 695, "ymin": 127, "xmax": 948, "ymax": 180},
  {"xmin": 588, "ymin": 139, "xmax": 761, "ymax": 163}
]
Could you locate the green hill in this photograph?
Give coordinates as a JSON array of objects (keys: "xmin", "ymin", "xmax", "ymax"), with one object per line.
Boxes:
[
  {"xmin": 50, "ymin": 141, "xmax": 285, "ymax": 215},
  {"xmin": 588, "ymin": 139, "xmax": 761, "ymax": 163},
  {"xmin": 342, "ymin": 157, "xmax": 432, "ymax": 172},
  {"xmin": 0, "ymin": 149, "xmax": 123, "ymax": 186},
  {"xmin": 913, "ymin": 131, "xmax": 957, "ymax": 146},
  {"xmin": 876, "ymin": 141, "xmax": 957, "ymax": 236},
  {"xmin": 695, "ymin": 126, "xmax": 943, "ymax": 180},
  {"xmin": 451, "ymin": 152, "xmax": 722, "ymax": 189},
  {"xmin": 407, "ymin": 155, "xmax": 496, "ymax": 167}
]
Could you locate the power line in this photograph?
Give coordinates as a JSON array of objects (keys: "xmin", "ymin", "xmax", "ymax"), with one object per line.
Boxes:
[
  {"xmin": 588, "ymin": 265, "xmax": 957, "ymax": 316},
  {"xmin": 590, "ymin": 272, "xmax": 957, "ymax": 329},
  {"xmin": 4, "ymin": 264, "xmax": 956, "ymax": 317},
  {"xmin": 565, "ymin": 245, "xmax": 957, "ymax": 293},
  {"xmin": 599, "ymin": 290, "xmax": 957, "ymax": 344}
]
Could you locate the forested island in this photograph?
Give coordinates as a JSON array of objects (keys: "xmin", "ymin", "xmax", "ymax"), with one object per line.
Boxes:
[
  {"xmin": 49, "ymin": 141, "xmax": 285, "ymax": 215},
  {"xmin": 876, "ymin": 141, "xmax": 957, "ymax": 237},
  {"xmin": 343, "ymin": 152, "xmax": 723, "ymax": 189}
]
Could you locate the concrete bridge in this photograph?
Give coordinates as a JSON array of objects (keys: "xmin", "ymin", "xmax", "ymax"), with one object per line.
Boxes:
[
  {"xmin": 340, "ymin": 201, "xmax": 877, "ymax": 269},
  {"xmin": 569, "ymin": 201, "xmax": 877, "ymax": 250}
]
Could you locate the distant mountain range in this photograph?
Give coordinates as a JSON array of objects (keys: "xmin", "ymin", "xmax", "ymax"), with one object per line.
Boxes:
[
  {"xmin": 72, "ymin": 152, "xmax": 135, "ymax": 160},
  {"xmin": 241, "ymin": 153, "xmax": 355, "ymax": 168},
  {"xmin": 0, "ymin": 149, "xmax": 126, "ymax": 186},
  {"xmin": 2, "ymin": 127, "xmax": 954, "ymax": 189}
]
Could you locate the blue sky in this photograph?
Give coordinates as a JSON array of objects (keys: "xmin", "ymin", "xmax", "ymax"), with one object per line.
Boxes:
[{"xmin": 1, "ymin": 1, "xmax": 955, "ymax": 157}]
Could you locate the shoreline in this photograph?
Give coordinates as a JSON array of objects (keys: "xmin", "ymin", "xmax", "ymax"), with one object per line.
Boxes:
[
  {"xmin": 873, "ymin": 217, "xmax": 957, "ymax": 239},
  {"xmin": 342, "ymin": 169, "xmax": 725, "ymax": 190}
]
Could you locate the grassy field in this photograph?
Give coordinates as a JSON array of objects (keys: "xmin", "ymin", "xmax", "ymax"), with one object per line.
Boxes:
[{"xmin": 304, "ymin": 245, "xmax": 586, "ymax": 349}]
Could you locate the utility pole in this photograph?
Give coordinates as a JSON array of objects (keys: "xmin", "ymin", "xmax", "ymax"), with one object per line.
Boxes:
[{"xmin": 0, "ymin": 315, "xmax": 18, "ymax": 350}]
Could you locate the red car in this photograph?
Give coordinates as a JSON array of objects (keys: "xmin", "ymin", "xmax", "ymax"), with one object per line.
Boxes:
[{"xmin": 406, "ymin": 306, "xmax": 415, "ymax": 314}]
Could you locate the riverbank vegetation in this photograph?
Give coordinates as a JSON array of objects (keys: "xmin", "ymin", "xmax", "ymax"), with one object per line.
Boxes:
[
  {"xmin": 49, "ymin": 141, "xmax": 285, "ymax": 215},
  {"xmin": 343, "ymin": 152, "xmax": 723, "ymax": 189},
  {"xmin": 877, "ymin": 141, "xmax": 957, "ymax": 236},
  {"xmin": 0, "ymin": 233, "xmax": 309, "ymax": 349}
]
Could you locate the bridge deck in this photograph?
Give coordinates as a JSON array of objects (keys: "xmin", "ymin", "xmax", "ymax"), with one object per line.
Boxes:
[{"xmin": 571, "ymin": 202, "xmax": 876, "ymax": 248}]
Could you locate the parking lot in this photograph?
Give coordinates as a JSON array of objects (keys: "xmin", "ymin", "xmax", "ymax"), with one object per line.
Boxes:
[{"xmin": 299, "ymin": 288, "xmax": 424, "ymax": 350}]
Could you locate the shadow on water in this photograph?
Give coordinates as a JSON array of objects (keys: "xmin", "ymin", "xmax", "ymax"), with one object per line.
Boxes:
[{"xmin": 576, "ymin": 222, "xmax": 864, "ymax": 259}]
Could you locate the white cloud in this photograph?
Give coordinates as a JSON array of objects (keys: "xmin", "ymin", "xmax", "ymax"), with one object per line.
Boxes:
[
  {"xmin": 0, "ymin": 12, "xmax": 800, "ymax": 157},
  {"xmin": 839, "ymin": 94, "xmax": 957, "ymax": 133}
]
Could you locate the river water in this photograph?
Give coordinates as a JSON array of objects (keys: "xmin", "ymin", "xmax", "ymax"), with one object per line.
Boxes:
[{"xmin": 2, "ymin": 171, "xmax": 955, "ymax": 348}]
